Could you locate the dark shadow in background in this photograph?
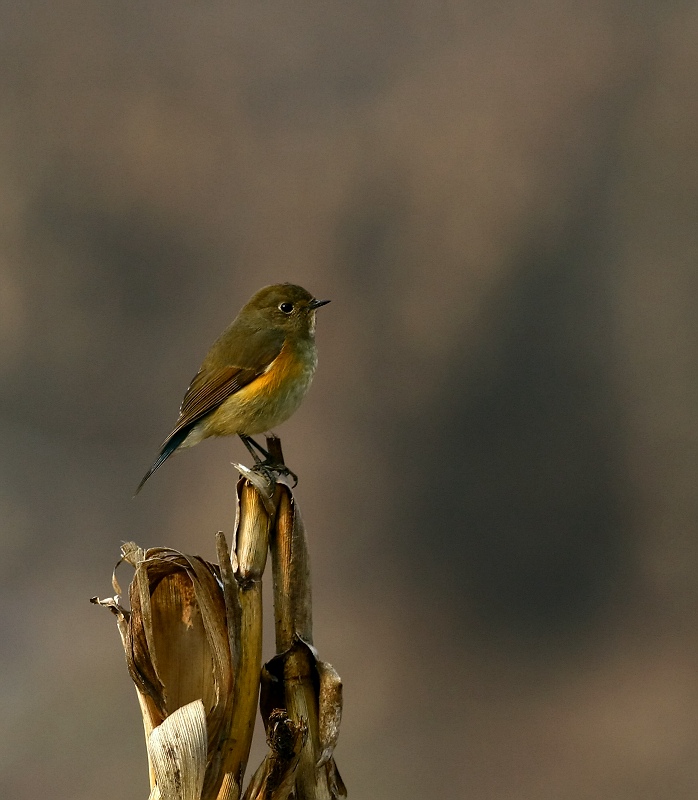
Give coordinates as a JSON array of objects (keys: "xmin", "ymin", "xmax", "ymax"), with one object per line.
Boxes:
[
  {"xmin": 328, "ymin": 171, "xmax": 634, "ymax": 648},
  {"xmin": 404, "ymin": 232, "xmax": 630, "ymax": 645}
]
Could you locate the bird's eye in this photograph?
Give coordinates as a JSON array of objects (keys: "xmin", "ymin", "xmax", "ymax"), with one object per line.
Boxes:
[{"xmin": 279, "ymin": 302, "xmax": 294, "ymax": 314}]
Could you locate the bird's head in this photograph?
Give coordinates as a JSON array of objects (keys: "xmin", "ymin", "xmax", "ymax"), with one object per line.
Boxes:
[{"xmin": 244, "ymin": 283, "xmax": 330, "ymax": 336}]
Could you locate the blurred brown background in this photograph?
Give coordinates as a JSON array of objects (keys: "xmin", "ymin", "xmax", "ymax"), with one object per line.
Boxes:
[{"xmin": 2, "ymin": 1, "xmax": 698, "ymax": 797}]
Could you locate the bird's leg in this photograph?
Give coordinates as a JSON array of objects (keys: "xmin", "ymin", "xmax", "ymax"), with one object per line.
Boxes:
[
  {"xmin": 239, "ymin": 434, "xmax": 270, "ymax": 462},
  {"xmin": 239, "ymin": 434, "xmax": 298, "ymax": 487}
]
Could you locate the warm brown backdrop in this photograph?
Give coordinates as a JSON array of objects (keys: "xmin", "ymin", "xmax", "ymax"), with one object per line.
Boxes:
[{"xmin": 2, "ymin": 2, "xmax": 698, "ymax": 798}]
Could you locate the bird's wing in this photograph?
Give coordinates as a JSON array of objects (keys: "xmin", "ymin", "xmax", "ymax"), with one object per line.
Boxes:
[
  {"xmin": 167, "ymin": 324, "xmax": 286, "ymax": 439},
  {"xmin": 172, "ymin": 363, "xmax": 263, "ymax": 435}
]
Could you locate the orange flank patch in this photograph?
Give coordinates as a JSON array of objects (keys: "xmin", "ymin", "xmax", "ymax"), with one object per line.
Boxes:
[{"xmin": 252, "ymin": 338, "xmax": 307, "ymax": 398}]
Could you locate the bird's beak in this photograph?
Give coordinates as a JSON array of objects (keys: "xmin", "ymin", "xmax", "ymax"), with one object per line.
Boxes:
[{"xmin": 309, "ymin": 298, "xmax": 331, "ymax": 310}]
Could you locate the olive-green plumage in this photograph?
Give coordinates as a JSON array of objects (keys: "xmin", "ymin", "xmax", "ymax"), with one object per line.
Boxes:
[{"xmin": 136, "ymin": 283, "xmax": 329, "ymax": 493}]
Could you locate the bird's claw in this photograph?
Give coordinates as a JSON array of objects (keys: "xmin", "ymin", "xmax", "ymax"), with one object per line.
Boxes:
[{"xmin": 252, "ymin": 460, "xmax": 298, "ymax": 488}]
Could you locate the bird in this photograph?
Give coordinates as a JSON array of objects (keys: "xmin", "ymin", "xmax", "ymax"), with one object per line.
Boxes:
[{"xmin": 136, "ymin": 283, "xmax": 329, "ymax": 493}]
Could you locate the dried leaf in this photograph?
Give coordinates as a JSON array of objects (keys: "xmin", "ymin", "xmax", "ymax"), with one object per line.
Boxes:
[
  {"xmin": 316, "ymin": 661, "xmax": 342, "ymax": 768},
  {"xmin": 149, "ymin": 700, "xmax": 207, "ymax": 800},
  {"xmin": 97, "ymin": 545, "xmax": 238, "ymax": 799},
  {"xmin": 242, "ymin": 710, "xmax": 307, "ymax": 800},
  {"xmin": 260, "ymin": 640, "xmax": 345, "ymax": 800}
]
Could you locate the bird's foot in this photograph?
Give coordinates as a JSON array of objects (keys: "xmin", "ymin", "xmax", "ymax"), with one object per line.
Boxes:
[
  {"xmin": 239, "ymin": 433, "xmax": 297, "ymax": 487},
  {"xmin": 252, "ymin": 459, "xmax": 298, "ymax": 488}
]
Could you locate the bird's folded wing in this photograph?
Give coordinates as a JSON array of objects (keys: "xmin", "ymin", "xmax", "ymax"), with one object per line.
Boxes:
[
  {"xmin": 163, "ymin": 324, "xmax": 286, "ymax": 443},
  {"xmin": 167, "ymin": 363, "xmax": 265, "ymax": 439}
]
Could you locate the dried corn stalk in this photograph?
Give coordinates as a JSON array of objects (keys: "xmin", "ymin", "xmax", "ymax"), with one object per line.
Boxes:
[
  {"xmin": 92, "ymin": 436, "xmax": 344, "ymax": 799},
  {"xmin": 262, "ymin": 484, "xmax": 346, "ymax": 800}
]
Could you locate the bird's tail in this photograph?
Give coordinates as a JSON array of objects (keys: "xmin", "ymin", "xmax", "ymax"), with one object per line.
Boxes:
[{"xmin": 134, "ymin": 427, "xmax": 191, "ymax": 495}]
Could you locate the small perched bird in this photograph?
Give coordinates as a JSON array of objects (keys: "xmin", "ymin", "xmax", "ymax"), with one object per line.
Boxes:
[{"xmin": 136, "ymin": 283, "xmax": 329, "ymax": 493}]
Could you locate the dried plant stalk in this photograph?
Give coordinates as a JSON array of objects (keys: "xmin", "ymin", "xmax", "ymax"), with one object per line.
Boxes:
[
  {"xmin": 93, "ymin": 436, "xmax": 344, "ymax": 799},
  {"xmin": 262, "ymin": 437, "xmax": 346, "ymax": 800},
  {"xmin": 216, "ymin": 475, "xmax": 281, "ymax": 800}
]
